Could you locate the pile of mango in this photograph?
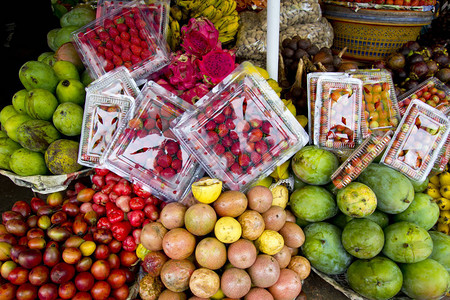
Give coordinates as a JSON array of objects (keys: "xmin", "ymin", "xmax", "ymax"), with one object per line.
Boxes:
[
  {"xmin": 427, "ymin": 170, "xmax": 450, "ymax": 235},
  {"xmin": 0, "ymin": 6, "xmax": 96, "ymax": 177}
]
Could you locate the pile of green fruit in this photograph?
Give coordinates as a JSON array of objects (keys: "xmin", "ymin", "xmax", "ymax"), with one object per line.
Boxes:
[
  {"xmin": 0, "ymin": 5, "xmax": 96, "ymax": 177},
  {"xmin": 288, "ymin": 146, "xmax": 450, "ymax": 300}
]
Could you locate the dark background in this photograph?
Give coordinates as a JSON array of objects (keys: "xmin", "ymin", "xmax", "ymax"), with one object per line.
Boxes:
[{"xmin": 1, "ymin": 1, "xmax": 60, "ymax": 109}]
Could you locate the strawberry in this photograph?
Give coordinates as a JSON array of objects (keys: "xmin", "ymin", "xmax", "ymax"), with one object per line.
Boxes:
[
  {"xmin": 141, "ymin": 40, "xmax": 149, "ymax": 49},
  {"xmin": 120, "ymin": 39, "xmax": 131, "ymax": 49},
  {"xmin": 250, "ymin": 152, "xmax": 262, "ymax": 165},
  {"xmin": 231, "ymin": 142, "xmax": 241, "ymax": 156},
  {"xmin": 254, "ymin": 140, "xmax": 268, "ymax": 154},
  {"xmin": 206, "ymin": 131, "xmax": 220, "ymax": 144},
  {"xmin": 131, "ymin": 54, "xmax": 141, "ymax": 64},
  {"xmin": 217, "ymin": 123, "xmax": 229, "ymax": 137},
  {"xmin": 213, "ymin": 113, "xmax": 226, "ymax": 124},
  {"xmin": 104, "ymin": 19, "xmax": 115, "ymax": 30},
  {"xmin": 261, "ymin": 121, "xmax": 272, "ymax": 134},
  {"xmin": 97, "ymin": 46, "xmax": 106, "ymax": 55},
  {"xmin": 108, "ymin": 27, "xmax": 119, "ymax": 38},
  {"xmin": 225, "ymin": 118, "xmax": 236, "ymax": 130},
  {"xmin": 125, "ymin": 16, "xmax": 136, "ymax": 28},
  {"xmin": 141, "ymin": 48, "xmax": 151, "ymax": 60},
  {"xmin": 205, "ymin": 120, "xmax": 216, "ymax": 131},
  {"xmin": 121, "ymin": 48, "xmax": 132, "ymax": 62},
  {"xmin": 171, "ymin": 159, "xmax": 182, "ymax": 171},
  {"xmin": 222, "ymin": 135, "xmax": 233, "ymax": 148},
  {"xmin": 124, "ymin": 61, "xmax": 133, "ymax": 69},
  {"xmin": 230, "ymin": 163, "xmax": 243, "ymax": 175},
  {"xmin": 113, "ymin": 44, "xmax": 122, "ymax": 55},
  {"xmin": 90, "ymin": 38, "xmax": 102, "ymax": 49},
  {"xmin": 238, "ymin": 153, "xmax": 251, "ymax": 167},
  {"xmin": 135, "ymin": 18, "xmax": 147, "ymax": 29},
  {"xmin": 114, "ymin": 15, "xmax": 125, "ymax": 25},
  {"xmin": 105, "ymin": 40, "xmax": 114, "ymax": 50},
  {"xmin": 104, "ymin": 49, "xmax": 114, "ymax": 60},
  {"xmin": 229, "ymin": 131, "xmax": 239, "ymax": 140},
  {"xmin": 120, "ymin": 31, "xmax": 131, "ymax": 41},
  {"xmin": 213, "ymin": 144, "xmax": 225, "ymax": 156},
  {"xmin": 117, "ymin": 23, "xmax": 128, "ymax": 32},
  {"xmin": 85, "ymin": 28, "xmax": 97, "ymax": 40},
  {"xmin": 104, "ymin": 60, "xmax": 115, "ymax": 72},
  {"xmin": 130, "ymin": 36, "xmax": 141, "ymax": 46},
  {"xmin": 98, "ymin": 31, "xmax": 110, "ymax": 42},
  {"xmin": 129, "ymin": 27, "xmax": 139, "ymax": 37},
  {"xmin": 223, "ymin": 152, "xmax": 235, "ymax": 168},
  {"xmin": 248, "ymin": 129, "xmax": 263, "ymax": 142},
  {"xmin": 113, "ymin": 55, "xmax": 123, "ymax": 66},
  {"xmin": 131, "ymin": 44, "xmax": 142, "ymax": 56}
]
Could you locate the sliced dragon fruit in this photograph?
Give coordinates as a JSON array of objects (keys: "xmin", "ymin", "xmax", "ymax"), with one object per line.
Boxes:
[
  {"xmin": 167, "ymin": 52, "xmax": 202, "ymax": 91},
  {"xmin": 180, "ymin": 17, "xmax": 221, "ymax": 58},
  {"xmin": 181, "ymin": 83, "xmax": 211, "ymax": 104},
  {"xmin": 199, "ymin": 49, "xmax": 236, "ymax": 85}
]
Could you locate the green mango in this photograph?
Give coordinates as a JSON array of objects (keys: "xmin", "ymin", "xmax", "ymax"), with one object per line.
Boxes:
[
  {"xmin": 45, "ymin": 139, "xmax": 82, "ymax": 175},
  {"xmin": 81, "ymin": 69, "xmax": 94, "ymax": 86},
  {"xmin": 12, "ymin": 90, "xmax": 29, "ymax": 115},
  {"xmin": 393, "ymin": 193, "xmax": 440, "ymax": 230},
  {"xmin": 0, "ymin": 105, "xmax": 19, "ymax": 126},
  {"xmin": 382, "ymin": 221, "xmax": 433, "ymax": 264},
  {"xmin": 37, "ymin": 52, "xmax": 55, "ymax": 62},
  {"xmin": 16, "ymin": 120, "xmax": 61, "ymax": 152},
  {"xmin": 60, "ymin": 7, "xmax": 95, "ymax": 28},
  {"xmin": 53, "ymin": 61, "xmax": 80, "ymax": 81},
  {"xmin": 342, "ymin": 219, "xmax": 384, "ymax": 259},
  {"xmin": 0, "ymin": 138, "xmax": 22, "ymax": 170},
  {"xmin": 9, "ymin": 148, "xmax": 48, "ymax": 176},
  {"xmin": 53, "ymin": 26, "xmax": 79, "ymax": 50},
  {"xmin": 47, "ymin": 28, "xmax": 60, "ymax": 52},
  {"xmin": 290, "ymin": 185, "xmax": 337, "ymax": 222},
  {"xmin": 26, "ymin": 89, "xmax": 59, "ymax": 121},
  {"xmin": 428, "ymin": 231, "xmax": 450, "ymax": 272},
  {"xmin": 52, "ymin": 102, "xmax": 83, "ymax": 136},
  {"xmin": 301, "ymin": 222, "xmax": 352, "ymax": 275},
  {"xmin": 409, "ymin": 177, "xmax": 429, "ymax": 193},
  {"xmin": 56, "ymin": 79, "xmax": 86, "ymax": 105},
  {"xmin": 19, "ymin": 61, "xmax": 59, "ymax": 93},
  {"xmin": 358, "ymin": 163, "xmax": 414, "ymax": 214},
  {"xmin": 3, "ymin": 114, "xmax": 33, "ymax": 142},
  {"xmin": 400, "ymin": 259, "xmax": 450, "ymax": 300},
  {"xmin": 347, "ymin": 257, "xmax": 403, "ymax": 300}
]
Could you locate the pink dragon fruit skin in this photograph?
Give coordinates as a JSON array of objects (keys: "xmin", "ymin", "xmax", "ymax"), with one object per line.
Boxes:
[
  {"xmin": 180, "ymin": 17, "xmax": 221, "ymax": 57},
  {"xmin": 199, "ymin": 49, "xmax": 236, "ymax": 85},
  {"xmin": 154, "ymin": 78, "xmax": 178, "ymax": 95},
  {"xmin": 167, "ymin": 52, "xmax": 202, "ymax": 91},
  {"xmin": 181, "ymin": 83, "xmax": 211, "ymax": 104}
]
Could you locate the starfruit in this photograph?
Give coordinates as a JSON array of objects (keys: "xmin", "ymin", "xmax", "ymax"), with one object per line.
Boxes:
[
  {"xmin": 191, "ymin": 177, "xmax": 223, "ymax": 204},
  {"xmin": 270, "ymin": 160, "xmax": 290, "ymax": 180}
]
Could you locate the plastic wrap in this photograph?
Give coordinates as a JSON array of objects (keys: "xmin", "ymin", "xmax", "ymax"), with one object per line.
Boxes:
[
  {"xmin": 236, "ymin": 12, "xmax": 333, "ymax": 61},
  {"xmin": 279, "ymin": 0, "xmax": 322, "ymax": 31}
]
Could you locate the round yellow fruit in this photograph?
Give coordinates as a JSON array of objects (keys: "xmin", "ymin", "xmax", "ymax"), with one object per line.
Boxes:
[
  {"xmin": 192, "ymin": 177, "xmax": 223, "ymax": 204},
  {"xmin": 136, "ymin": 243, "xmax": 151, "ymax": 260},
  {"xmin": 255, "ymin": 230, "xmax": 284, "ymax": 255},
  {"xmin": 214, "ymin": 217, "xmax": 242, "ymax": 244},
  {"xmin": 271, "ymin": 185, "xmax": 289, "ymax": 209},
  {"xmin": 79, "ymin": 241, "xmax": 96, "ymax": 256}
]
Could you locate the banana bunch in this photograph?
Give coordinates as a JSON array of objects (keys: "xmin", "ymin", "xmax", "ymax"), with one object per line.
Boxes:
[
  {"xmin": 427, "ymin": 171, "xmax": 450, "ymax": 235},
  {"xmin": 167, "ymin": 15, "xmax": 182, "ymax": 51},
  {"xmin": 176, "ymin": 0, "xmax": 240, "ymax": 44}
]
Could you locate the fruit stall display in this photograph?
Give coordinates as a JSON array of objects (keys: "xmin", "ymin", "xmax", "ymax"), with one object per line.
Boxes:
[{"xmin": 0, "ymin": 0, "xmax": 449, "ymax": 299}]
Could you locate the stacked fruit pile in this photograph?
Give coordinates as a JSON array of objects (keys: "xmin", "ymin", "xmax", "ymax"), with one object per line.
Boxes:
[
  {"xmin": 137, "ymin": 179, "xmax": 309, "ymax": 299},
  {"xmin": 288, "ymin": 145, "xmax": 450, "ymax": 300},
  {"xmin": 0, "ymin": 167, "xmax": 165, "ymax": 300},
  {"xmin": 427, "ymin": 171, "xmax": 450, "ymax": 234}
]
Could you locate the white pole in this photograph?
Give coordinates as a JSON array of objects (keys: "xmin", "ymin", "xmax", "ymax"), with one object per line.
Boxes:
[{"xmin": 266, "ymin": 0, "xmax": 280, "ymax": 81}]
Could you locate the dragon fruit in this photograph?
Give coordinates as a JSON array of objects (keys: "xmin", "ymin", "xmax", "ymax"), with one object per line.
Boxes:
[
  {"xmin": 154, "ymin": 78, "xmax": 178, "ymax": 95},
  {"xmin": 180, "ymin": 17, "xmax": 221, "ymax": 57},
  {"xmin": 199, "ymin": 49, "xmax": 236, "ymax": 85},
  {"xmin": 167, "ymin": 52, "xmax": 202, "ymax": 91},
  {"xmin": 181, "ymin": 83, "xmax": 211, "ymax": 104}
]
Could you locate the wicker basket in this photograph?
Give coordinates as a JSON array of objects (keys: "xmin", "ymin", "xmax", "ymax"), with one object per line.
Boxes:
[{"xmin": 324, "ymin": 4, "xmax": 433, "ymax": 61}]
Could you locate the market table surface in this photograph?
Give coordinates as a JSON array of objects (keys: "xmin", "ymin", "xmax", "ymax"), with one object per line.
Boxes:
[{"xmin": 0, "ymin": 173, "xmax": 351, "ymax": 299}]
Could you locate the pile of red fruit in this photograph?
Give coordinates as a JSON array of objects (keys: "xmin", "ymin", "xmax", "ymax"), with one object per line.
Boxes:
[{"xmin": 0, "ymin": 168, "xmax": 165, "ymax": 300}]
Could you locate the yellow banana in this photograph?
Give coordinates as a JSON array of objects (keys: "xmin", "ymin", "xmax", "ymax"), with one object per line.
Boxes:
[
  {"xmin": 213, "ymin": 0, "xmax": 226, "ymax": 9},
  {"xmin": 437, "ymin": 222, "xmax": 450, "ymax": 235},
  {"xmin": 170, "ymin": 5, "xmax": 183, "ymax": 21},
  {"xmin": 426, "ymin": 187, "xmax": 442, "ymax": 199},
  {"xmin": 222, "ymin": 0, "xmax": 237, "ymax": 15},
  {"xmin": 429, "ymin": 174, "xmax": 441, "ymax": 187},
  {"xmin": 436, "ymin": 197, "xmax": 450, "ymax": 210},
  {"xmin": 218, "ymin": 34, "xmax": 236, "ymax": 44},
  {"xmin": 196, "ymin": 0, "xmax": 216, "ymax": 13},
  {"xmin": 438, "ymin": 210, "xmax": 450, "ymax": 225},
  {"xmin": 218, "ymin": 20, "xmax": 239, "ymax": 35},
  {"xmin": 197, "ymin": 5, "xmax": 217, "ymax": 20},
  {"xmin": 439, "ymin": 171, "xmax": 450, "ymax": 186},
  {"xmin": 440, "ymin": 185, "xmax": 450, "ymax": 199},
  {"xmin": 217, "ymin": 15, "xmax": 239, "ymax": 30}
]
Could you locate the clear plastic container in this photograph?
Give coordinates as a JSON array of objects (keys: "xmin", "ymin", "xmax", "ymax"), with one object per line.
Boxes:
[
  {"xmin": 78, "ymin": 93, "xmax": 134, "ymax": 168},
  {"xmin": 171, "ymin": 61, "xmax": 309, "ymax": 191},
  {"xmin": 381, "ymin": 99, "xmax": 450, "ymax": 181},
  {"xmin": 96, "ymin": 0, "xmax": 170, "ymax": 38},
  {"xmin": 314, "ymin": 76, "xmax": 363, "ymax": 150},
  {"xmin": 101, "ymin": 80, "xmax": 203, "ymax": 202},
  {"xmin": 73, "ymin": 3, "xmax": 170, "ymax": 83},
  {"xmin": 347, "ymin": 69, "xmax": 401, "ymax": 138},
  {"xmin": 307, "ymin": 72, "xmax": 346, "ymax": 143},
  {"xmin": 397, "ymin": 77, "xmax": 450, "ymax": 115},
  {"xmin": 430, "ymin": 105, "xmax": 450, "ymax": 175},
  {"xmin": 86, "ymin": 66, "xmax": 140, "ymax": 99},
  {"xmin": 331, "ymin": 131, "xmax": 393, "ymax": 189}
]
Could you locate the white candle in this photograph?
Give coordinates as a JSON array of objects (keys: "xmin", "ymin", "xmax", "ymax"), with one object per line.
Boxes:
[{"xmin": 266, "ymin": 0, "xmax": 280, "ymax": 80}]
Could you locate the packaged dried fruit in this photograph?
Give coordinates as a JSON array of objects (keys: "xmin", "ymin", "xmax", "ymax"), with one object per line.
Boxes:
[
  {"xmin": 172, "ymin": 61, "xmax": 309, "ymax": 191},
  {"xmin": 347, "ymin": 69, "xmax": 401, "ymax": 137},
  {"xmin": 397, "ymin": 77, "xmax": 450, "ymax": 115},
  {"xmin": 85, "ymin": 66, "xmax": 140, "ymax": 99},
  {"xmin": 314, "ymin": 76, "xmax": 364, "ymax": 150},
  {"xmin": 73, "ymin": 3, "xmax": 170, "ymax": 84},
  {"xmin": 96, "ymin": 0, "xmax": 170, "ymax": 38},
  {"xmin": 331, "ymin": 131, "xmax": 393, "ymax": 189},
  {"xmin": 101, "ymin": 80, "xmax": 203, "ymax": 202},
  {"xmin": 381, "ymin": 99, "xmax": 450, "ymax": 182},
  {"xmin": 78, "ymin": 93, "xmax": 134, "ymax": 168},
  {"xmin": 307, "ymin": 72, "xmax": 346, "ymax": 143}
]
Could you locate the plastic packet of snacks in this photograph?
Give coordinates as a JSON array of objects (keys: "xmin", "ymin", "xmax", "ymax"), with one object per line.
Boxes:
[
  {"xmin": 314, "ymin": 76, "xmax": 364, "ymax": 150},
  {"xmin": 381, "ymin": 99, "xmax": 450, "ymax": 182}
]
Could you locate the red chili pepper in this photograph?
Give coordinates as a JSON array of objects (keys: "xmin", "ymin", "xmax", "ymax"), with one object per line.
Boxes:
[
  {"xmin": 111, "ymin": 221, "xmax": 132, "ymax": 242},
  {"xmin": 97, "ymin": 217, "xmax": 112, "ymax": 229},
  {"xmin": 106, "ymin": 202, "xmax": 124, "ymax": 224}
]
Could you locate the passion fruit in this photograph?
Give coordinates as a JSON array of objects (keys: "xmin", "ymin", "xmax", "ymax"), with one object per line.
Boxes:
[
  {"xmin": 246, "ymin": 186, "xmax": 273, "ymax": 213},
  {"xmin": 195, "ymin": 237, "xmax": 227, "ymax": 270},
  {"xmin": 184, "ymin": 203, "xmax": 217, "ymax": 236},
  {"xmin": 227, "ymin": 239, "xmax": 257, "ymax": 269},
  {"xmin": 213, "ymin": 190, "xmax": 248, "ymax": 217},
  {"xmin": 248, "ymin": 254, "xmax": 280, "ymax": 288},
  {"xmin": 237, "ymin": 210, "xmax": 265, "ymax": 240},
  {"xmin": 189, "ymin": 268, "xmax": 220, "ymax": 298},
  {"xmin": 160, "ymin": 203, "xmax": 187, "ymax": 230},
  {"xmin": 160, "ymin": 259, "xmax": 195, "ymax": 293},
  {"xmin": 162, "ymin": 228, "xmax": 196, "ymax": 260},
  {"xmin": 220, "ymin": 268, "xmax": 251, "ymax": 299}
]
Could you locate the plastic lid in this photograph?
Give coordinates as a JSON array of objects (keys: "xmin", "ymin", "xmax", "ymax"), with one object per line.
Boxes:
[
  {"xmin": 86, "ymin": 66, "xmax": 140, "ymax": 99},
  {"xmin": 172, "ymin": 61, "xmax": 309, "ymax": 191}
]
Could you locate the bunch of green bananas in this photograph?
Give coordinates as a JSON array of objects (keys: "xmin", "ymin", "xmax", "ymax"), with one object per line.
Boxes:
[{"xmin": 174, "ymin": 0, "xmax": 240, "ymax": 44}]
